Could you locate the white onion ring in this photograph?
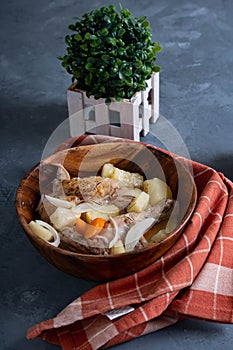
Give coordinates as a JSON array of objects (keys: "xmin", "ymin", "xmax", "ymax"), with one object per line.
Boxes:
[
  {"xmin": 125, "ymin": 218, "xmax": 155, "ymax": 252},
  {"xmin": 108, "ymin": 217, "xmax": 119, "ymax": 248},
  {"xmin": 72, "ymin": 202, "xmax": 95, "ymax": 213},
  {"xmin": 45, "ymin": 195, "xmax": 74, "ymax": 209},
  {"xmin": 35, "ymin": 220, "xmax": 60, "ymax": 247}
]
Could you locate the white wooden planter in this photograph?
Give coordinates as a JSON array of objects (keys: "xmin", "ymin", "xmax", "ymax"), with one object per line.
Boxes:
[{"xmin": 67, "ymin": 72, "xmax": 159, "ymax": 141}]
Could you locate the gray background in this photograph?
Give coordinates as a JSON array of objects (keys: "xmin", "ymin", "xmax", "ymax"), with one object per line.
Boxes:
[{"xmin": 0, "ymin": 0, "xmax": 233, "ymax": 349}]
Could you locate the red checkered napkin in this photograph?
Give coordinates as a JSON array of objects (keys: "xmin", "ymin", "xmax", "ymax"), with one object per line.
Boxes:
[{"xmin": 27, "ymin": 135, "xmax": 233, "ymax": 350}]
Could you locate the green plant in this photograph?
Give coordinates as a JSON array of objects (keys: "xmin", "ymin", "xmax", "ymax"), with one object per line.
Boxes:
[{"xmin": 59, "ymin": 4, "xmax": 162, "ymax": 103}]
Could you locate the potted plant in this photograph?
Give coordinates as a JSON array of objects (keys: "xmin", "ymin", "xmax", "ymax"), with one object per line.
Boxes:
[{"xmin": 59, "ymin": 4, "xmax": 162, "ymax": 140}]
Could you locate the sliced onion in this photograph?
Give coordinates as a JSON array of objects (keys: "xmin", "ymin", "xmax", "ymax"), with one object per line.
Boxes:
[
  {"xmin": 88, "ymin": 202, "xmax": 119, "ymax": 215},
  {"xmin": 72, "ymin": 202, "xmax": 94, "ymax": 213},
  {"xmin": 34, "ymin": 220, "xmax": 60, "ymax": 247},
  {"xmin": 71, "ymin": 201, "xmax": 119, "ymax": 215},
  {"xmin": 45, "ymin": 195, "xmax": 74, "ymax": 209},
  {"xmin": 108, "ymin": 217, "xmax": 119, "ymax": 248},
  {"xmin": 125, "ymin": 218, "xmax": 155, "ymax": 252}
]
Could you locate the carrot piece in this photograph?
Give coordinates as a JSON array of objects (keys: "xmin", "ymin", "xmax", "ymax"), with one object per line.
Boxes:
[
  {"xmin": 85, "ymin": 218, "xmax": 106, "ymax": 239},
  {"xmin": 76, "ymin": 217, "xmax": 107, "ymax": 239},
  {"xmin": 90, "ymin": 218, "xmax": 106, "ymax": 229},
  {"xmin": 76, "ymin": 217, "xmax": 88, "ymax": 235}
]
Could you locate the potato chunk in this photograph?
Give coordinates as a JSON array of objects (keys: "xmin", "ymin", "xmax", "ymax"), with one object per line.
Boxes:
[
  {"xmin": 28, "ymin": 221, "xmax": 54, "ymax": 242},
  {"xmin": 101, "ymin": 163, "xmax": 114, "ymax": 178},
  {"xmin": 111, "ymin": 167, "xmax": 143, "ymax": 187},
  {"xmin": 101, "ymin": 163, "xmax": 144, "ymax": 188},
  {"xmin": 50, "ymin": 207, "xmax": 80, "ymax": 229},
  {"xmin": 127, "ymin": 191, "xmax": 149, "ymax": 213},
  {"xmin": 150, "ymin": 229, "xmax": 168, "ymax": 243},
  {"xmin": 111, "ymin": 239, "xmax": 126, "ymax": 254},
  {"xmin": 143, "ymin": 178, "xmax": 172, "ymax": 206}
]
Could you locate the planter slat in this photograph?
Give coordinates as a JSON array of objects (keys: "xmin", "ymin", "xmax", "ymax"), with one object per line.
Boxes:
[
  {"xmin": 67, "ymin": 72, "xmax": 159, "ymax": 140},
  {"xmin": 141, "ymin": 76, "xmax": 152, "ymax": 137},
  {"xmin": 151, "ymin": 72, "xmax": 159, "ymax": 123}
]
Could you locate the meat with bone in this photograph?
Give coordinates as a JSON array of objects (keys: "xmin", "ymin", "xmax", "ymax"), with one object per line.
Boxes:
[{"xmin": 62, "ymin": 176, "xmax": 119, "ymax": 202}]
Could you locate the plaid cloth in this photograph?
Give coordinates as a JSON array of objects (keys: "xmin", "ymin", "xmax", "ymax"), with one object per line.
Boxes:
[{"xmin": 27, "ymin": 135, "xmax": 233, "ymax": 350}]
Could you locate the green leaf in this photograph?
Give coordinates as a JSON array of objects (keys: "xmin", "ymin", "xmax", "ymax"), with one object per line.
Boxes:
[
  {"xmin": 115, "ymin": 96, "xmax": 122, "ymax": 101},
  {"xmin": 104, "ymin": 15, "xmax": 111, "ymax": 24},
  {"xmin": 125, "ymin": 76, "xmax": 133, "ymax": 85},
  {"xmin": 85, "ymin": 63, "xmax": 93, "ymax": 70},
  {"xmin": 85, "ymin": 73, "xmax": 93, "ymax": 85},
  {"xmin": 65, "ymin": 35, "xmax": 71, "ymax": 45},
  {"xmin": 99, "ymin": 86, "xmax": 106, "ymax": 93},
  {"xmin": 102, "ymin": 71, "xmax": 109, "ymax": 79},
  {"xmin": 109, "ymin": 4, "xmax": 116, "ymax": 12},
  {"xmin": 154, "ymin": 42, "xmax": 162, "ymax": 52},
  {"xmin": 74, "ymin": 34, "xmax": 82, "ymax": 41},
  {"xmin": 134, "ymin": 61, "xmax": 142, "ymax": 69},
  {"xmin": 85, "ymin": 32, "xmax": 92, "ymax": 40},
  {"xmin": 80, "ymin": 43, "xmax": 88, "ymax": 51},
  {"xmin": 90, "ymin": 40, "xmax": 100, "ymax": 47},
  {"xmin": 121, "ymin": 9, "xmax": 131, "ymax": 17},
  {"xmin": 110, "ymin": 80, "xmax": 123, "ymax": 87},
  {"xmin": 153, "ymin": 65, "xmax": 161, "ymax": 72},
  {"xmin": 118, "ymin": 28, "xmax": 125, "ymax": 37},
  {"xmin": 101, "ymin": 28, "xmax": 108, "ymax": 36},
  {"xmin": 119, "ymin": 71, "xmax": 125, "ymax": 80},
  {"xmin": 142, "ymin": 20, "xmax": 150, "ymax": 28},
  {"xmin": 102, "ymin": 54, "xmax": 110, "ymax": 61},
  {"xmin": 68, "ymin": 24, "xmax": 76, "ymax": 31},
  {"xmin": 108, "ymin": 37, "xmax": 117, "ymax": 46},
  {"xmin": 105, "ymin": 97, "xmax": 111, "ymax": 104},
  {"xmin": 123, "ymin": 68, "xmax": 132, "ymax": 77},
  {"xmin": 61, "ymin": 61, "xmax": 68, "ymax": 68},
  {"xmin": 139, "ymin": 15, "xmax": 146, "ymax": 22},
  {"xmin": 112, "ymin": 66, "xmax": 118, "ymax": 73},
  {"xmin": 117, "ymin": 48, "xmax": 125, "ymax": 56},
  {"xmin": 109, "ymin": 13, "xmax": 116, "ymax": 22}
]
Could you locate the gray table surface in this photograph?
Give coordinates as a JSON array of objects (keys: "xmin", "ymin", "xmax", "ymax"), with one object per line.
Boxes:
[{"xmin": 1, "ymin": 0, "xmax": 233, "ymax": 349}]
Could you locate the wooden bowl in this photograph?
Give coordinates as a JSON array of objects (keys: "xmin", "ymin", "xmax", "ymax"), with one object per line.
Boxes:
[{"xmin": 16, "ymin": 142, "xmax": 197, "ymax": 281}]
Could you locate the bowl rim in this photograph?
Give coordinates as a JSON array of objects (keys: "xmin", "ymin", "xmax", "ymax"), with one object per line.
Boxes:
[{"xmin": 16, "ymin": 142, "xmax": 197, "ymax": 259}]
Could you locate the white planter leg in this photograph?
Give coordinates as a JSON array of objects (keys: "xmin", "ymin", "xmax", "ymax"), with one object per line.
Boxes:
[{"xmin": 151, "ymin": 72, "xmax": 160, "ymax": 123}]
